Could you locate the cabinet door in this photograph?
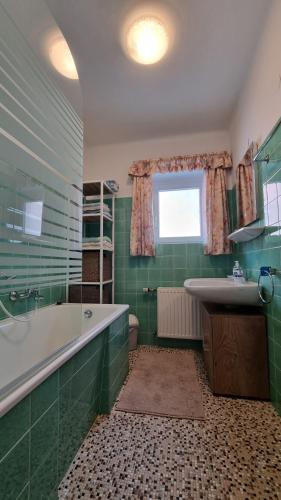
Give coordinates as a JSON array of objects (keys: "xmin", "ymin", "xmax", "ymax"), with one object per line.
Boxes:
[
  {"xmin": 212, "ymin": 315, "xmax": 269, "ymax": 398},
  {"xmin": 201, "ymin": 305, "xmax": 213, "ymax": 389}
]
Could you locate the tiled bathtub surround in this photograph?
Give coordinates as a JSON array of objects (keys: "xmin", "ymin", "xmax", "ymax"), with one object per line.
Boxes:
[
  {"xmin": 59, "ymin": 347, "xmax": 281, "ymax": 499},
  {"xmin": 114, "ymin": 197, "xmax": 233, "ymax": 346},
  {"xmin": 0, "ymin": 2, "xmax": 83, "ymax": 320},
  {"xmin": 0, "ymin": 312, "xmax": 128, "ymax": 500}
]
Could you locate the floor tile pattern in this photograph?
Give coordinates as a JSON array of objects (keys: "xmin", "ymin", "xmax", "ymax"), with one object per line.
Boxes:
[{"xmin": 59, "ymin": 347, "xmax": 281, "ymax": 499}]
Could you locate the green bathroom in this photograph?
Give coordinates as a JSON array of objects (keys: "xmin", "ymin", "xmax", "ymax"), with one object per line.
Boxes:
[{"xmin": 0, "ymin": 0, "xmax": 280, "ymax": 499}]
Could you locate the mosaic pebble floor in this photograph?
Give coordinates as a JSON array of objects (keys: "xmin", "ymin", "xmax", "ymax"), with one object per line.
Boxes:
[{"xmin": 59, "ymin": 347, "xmax": 281, "ymax": 500}]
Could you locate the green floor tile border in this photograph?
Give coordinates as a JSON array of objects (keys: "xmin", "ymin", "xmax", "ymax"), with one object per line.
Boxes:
[{"xmin": 0, "ymin": 311, "xmax": 129, "ymax": 500}]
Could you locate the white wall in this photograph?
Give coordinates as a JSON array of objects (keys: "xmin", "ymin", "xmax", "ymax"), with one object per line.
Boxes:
[
  {"xmin": 84, "ymin": 130, "xmax": 230, "ymax": 197},
  {"xmin": 230, "ymin": 0, "xmax": 281, "ymax": 167}
]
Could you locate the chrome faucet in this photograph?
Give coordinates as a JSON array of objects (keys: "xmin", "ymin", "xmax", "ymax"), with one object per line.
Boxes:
[{"xmin": 9, "ymin": 288, "xmax": 44, "ymax": 302}]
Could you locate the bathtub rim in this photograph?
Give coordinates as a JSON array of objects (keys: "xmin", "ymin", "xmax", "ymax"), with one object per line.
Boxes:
[{"xmin": 0, "ymin": 303, "xmax": 129, "ymax": 417}]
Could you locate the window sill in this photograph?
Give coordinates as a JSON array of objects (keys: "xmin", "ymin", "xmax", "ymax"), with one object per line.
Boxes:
[{"xmin": 157, "ymin": 238, "xmax": 203, "ymax": 245}]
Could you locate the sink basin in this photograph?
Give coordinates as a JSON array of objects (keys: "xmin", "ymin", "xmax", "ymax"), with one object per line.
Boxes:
[{"xmin": 184, "ymin": 278, "xmax": 260, "ymax": 306}]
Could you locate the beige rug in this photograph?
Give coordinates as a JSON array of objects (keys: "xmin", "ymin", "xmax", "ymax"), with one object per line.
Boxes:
[{"xmin": 116, "ymin": 350, "xmax": 204, "ymax": 419}]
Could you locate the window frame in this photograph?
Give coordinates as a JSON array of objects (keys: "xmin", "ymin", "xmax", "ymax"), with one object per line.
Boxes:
[{"xmin": 153, "ymin": 171, "xmax": 204, "ymax": 244}]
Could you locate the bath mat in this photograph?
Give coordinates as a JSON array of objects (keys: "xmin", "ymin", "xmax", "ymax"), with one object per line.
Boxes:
[{"xmin": 116, "ymin": 350, "xmax": 204, "ymax": 419}]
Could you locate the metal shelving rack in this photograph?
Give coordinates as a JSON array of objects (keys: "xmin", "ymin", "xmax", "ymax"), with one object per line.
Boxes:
[{"xmin": 82, "ymin": 180, "xmax": 115, "ymax": 303}]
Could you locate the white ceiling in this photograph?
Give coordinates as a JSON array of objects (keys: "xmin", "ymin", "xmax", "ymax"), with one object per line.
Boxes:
[{"xmin": 10, "ymin": 0, "xmax": 271, "ymax": 147}]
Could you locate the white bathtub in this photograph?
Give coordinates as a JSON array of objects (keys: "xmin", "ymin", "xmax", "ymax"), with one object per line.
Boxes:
[{"xmin": 0, "ymin": 303, "xmax": 129, "ymax": 416}]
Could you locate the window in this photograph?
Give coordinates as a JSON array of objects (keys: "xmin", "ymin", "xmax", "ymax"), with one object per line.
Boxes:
[{"xmin": 153, "ymin": 171, "xmax": 204, "ymax": 243}]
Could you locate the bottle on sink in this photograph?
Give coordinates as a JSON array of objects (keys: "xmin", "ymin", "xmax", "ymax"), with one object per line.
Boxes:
[{"xmin": 232, "ymin": 261, "xmax": 245, "ymax": 283}]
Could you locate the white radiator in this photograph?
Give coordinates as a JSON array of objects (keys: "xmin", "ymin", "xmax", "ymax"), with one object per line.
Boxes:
[{"xmin": 157, "ymin": 287, "xmax": 201, "ymax": 339}]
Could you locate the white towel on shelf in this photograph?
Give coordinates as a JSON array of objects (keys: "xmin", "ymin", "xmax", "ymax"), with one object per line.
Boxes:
[
  {"xmin": 82, "ymin": 236, "xmax": 112, "ymax": 250},
  {"xmin": 83, "ymin": 245, "xmax": 113, "ymax": 251},
  {"xmin": 83, "ymin": 202, "xmax": 110, "ymax": 212},
  {"xmin": 83, "ymin": 236, "xmax": 112, "ymax": 243},
  {"xmin": 83, "ymin": 243, "xmax": 113, "ymax": 251}
]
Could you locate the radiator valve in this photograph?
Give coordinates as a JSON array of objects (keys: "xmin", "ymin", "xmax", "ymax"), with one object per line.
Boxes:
[{"xmin": 143, "ymin": 287, "xmax": 157, "ymax": 293}]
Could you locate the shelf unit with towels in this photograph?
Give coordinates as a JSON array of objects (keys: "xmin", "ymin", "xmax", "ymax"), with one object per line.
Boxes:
[{"xmin": 69, "ymin": 180, "xmax": 115, "ymax": 304}]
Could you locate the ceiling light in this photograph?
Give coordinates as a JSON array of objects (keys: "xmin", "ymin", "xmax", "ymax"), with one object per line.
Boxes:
[
  {"xmin": 126, "ymin": 16, "xmax": 169, "ymax": 65},
  {"xmin": 49, "ymin": 36, "xmax": 78, "ymax": 79}
]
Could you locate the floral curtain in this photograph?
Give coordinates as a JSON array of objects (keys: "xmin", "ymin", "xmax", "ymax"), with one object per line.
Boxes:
[
  {"xmin": 236, "ymin": 142, "xmax": 258, "ymax": 227},
  {"xmin": 130, "ymin": 175, "xmax": 155, "ymax": 256},
  {"xmin": 204, "ymin": 167, "xmax": 231, "ymax": 255},
  {"xmin": 128, "ymin": 151, "xmax": 232, "ymax": 256}
]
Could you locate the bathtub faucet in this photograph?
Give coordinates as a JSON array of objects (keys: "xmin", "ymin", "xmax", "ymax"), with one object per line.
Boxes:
[{"xmin": 9, "ymin": 288, "xmax": 44, "ymax": 302}]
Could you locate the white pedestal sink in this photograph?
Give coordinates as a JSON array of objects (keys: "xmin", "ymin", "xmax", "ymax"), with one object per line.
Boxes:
[{"xmin": 184, "ymin": 278, "xmax": 260, "ymax": 306}]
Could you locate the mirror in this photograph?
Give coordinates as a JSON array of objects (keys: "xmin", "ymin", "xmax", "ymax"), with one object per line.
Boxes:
[{"xmin": 236, "ymin": 142, "xmax": 260, "ymax": 228}]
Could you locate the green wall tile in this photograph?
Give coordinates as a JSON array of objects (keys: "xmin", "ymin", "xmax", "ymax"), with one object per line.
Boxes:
[
  {"xmin": 16, "ymin": 484, "xmax": 30, "ymax": 500},
  {"xmin": 0, "ymin": 434, "xmax": 29, "ymax": 500},
  {"xmin": 30, "ymin": 402, "xmax": 59, "ymax": 477},
  {"xmin": 31, "ymin": 372, "xmax": 58, "ymax": 424},
  {"xmin": 0, "ymin": 395, "xmax": 30, "ymax": 461},
  {"xmin": 100, "ymin": 313, "xmax": 129, "ymax": 413},
  {"xmin": 47, "ymin": 490, "xmax": 58, "ymax": 500},
  {"xmin": 30, "ymin": 445, "xmax": 58, "ymax": 500},
  {"xmin": 58, "ymin": 388, "xmax": 99, "ymax": 480},
  {"xmin": 59, "ymin": 357, "xmax": 76, "ymax": 389},
  {"xmin": 58, "ymin": 413, "xmax": 80, "ymax": 480}
]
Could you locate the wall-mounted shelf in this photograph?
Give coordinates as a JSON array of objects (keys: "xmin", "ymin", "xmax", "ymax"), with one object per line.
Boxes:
[
  {"xmin": 254, "ymin": 117, "xmax": 281, "ymax": 163},
  {"xmin": 228, "ymin": 226, "xmax": 264, "ymax": 243}
]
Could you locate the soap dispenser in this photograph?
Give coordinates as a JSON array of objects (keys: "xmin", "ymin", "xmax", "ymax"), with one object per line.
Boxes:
[{"xmin": 233, "ymin": 261, "xmax": 244, "ymax": 281}]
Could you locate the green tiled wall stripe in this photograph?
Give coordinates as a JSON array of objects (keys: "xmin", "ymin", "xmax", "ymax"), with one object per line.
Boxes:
[
  {"xmin": 0, "ymin": 2, "xmax": 83, "ymax": 315},
  {"xmin": 0, "ymin": 311, "xmax": 129, "ymax": 499},
  {"xmin": 114, "ymin": 197, "xmax": 233, "ymax": 346},
  {"xmin": 232, "ymin": 155, "xmax": 281, "ymax": 415}
]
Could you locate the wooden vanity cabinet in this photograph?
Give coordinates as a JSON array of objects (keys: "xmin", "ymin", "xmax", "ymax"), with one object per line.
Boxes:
[{"xmin": 201, "ymin": 302, "xmax": 269, "ymax": 399}]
